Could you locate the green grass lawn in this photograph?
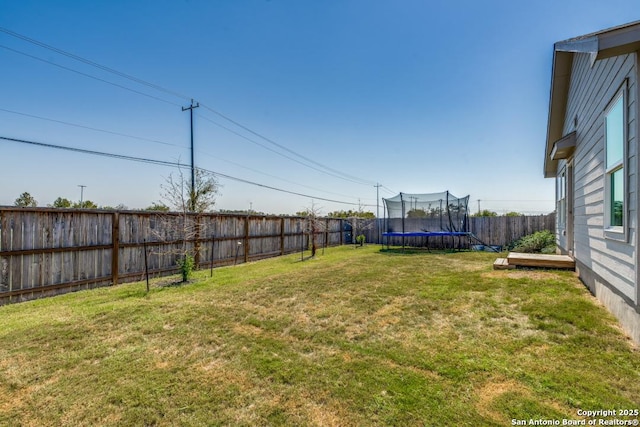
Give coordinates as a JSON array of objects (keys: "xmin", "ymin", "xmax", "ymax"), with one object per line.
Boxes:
[{"xmin": 0, "ymin": 246, "xmax": 638, "ymax": 426}]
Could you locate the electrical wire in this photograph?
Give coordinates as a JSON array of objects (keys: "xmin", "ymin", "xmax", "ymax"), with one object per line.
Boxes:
[
  {"xmin": 0, "ymin": 135, "xmax": 375, "ymax": 207},
  {"xmin": 0, "ymin": 135, "xmax": 180, "ymax": 167},
  {"xmin": 1, "ymin": 27, "xmax": 383, "ymax": 195},
  {"xmin": 0, "ymin": 107, "xmax": 187, "ymax": 149},
  {"xmin": 196, "ymin": 113, "xmax": 374, "ymax": 186},
  {"xmin": 200, "ymin": 104, "xmax": 376, "ymax": 186},
  {"xmin": 1, "ymin": 27, "xmax": 377, "ymax": 187},
  {"xmin": 0, "ymin": 108, "xmax": 372, "ymax": 202},
  {"xmin": 381, "ymin": 185, "xmax": 397, "ymax": 195},
  {"xmin": 0, "ymin": 26, "xmax": 192, "ymax": 102},
  {"xmin": 0, "ymin": 44, "xmax": 181, "ymax": 108},
  {"xmin": 196, "ymin": 149, "xmax": 370, "ymax": 202}
]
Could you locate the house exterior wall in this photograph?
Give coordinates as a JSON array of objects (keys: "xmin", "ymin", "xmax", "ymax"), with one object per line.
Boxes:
[{"xmin": 558, "ymin": 50, "xmax": 639, "ymax": 343}]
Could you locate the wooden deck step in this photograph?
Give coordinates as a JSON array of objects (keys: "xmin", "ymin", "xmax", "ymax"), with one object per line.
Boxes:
[
  {"xmin": 493, "ymin": 258, "xmax": 515, "ymax": 270},
  {"xmin": 506, "ymin": 252, "xmax": 575, "ymax": 270}
]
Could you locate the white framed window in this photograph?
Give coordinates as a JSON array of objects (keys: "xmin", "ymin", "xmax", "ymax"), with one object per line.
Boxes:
[
  {"xmin": 604, "ymin": 82, "xmax": 627, "ymax": 240},
  {"xmin": 557, "ymin": 166, "xmax": 566, "ymax": 230}
]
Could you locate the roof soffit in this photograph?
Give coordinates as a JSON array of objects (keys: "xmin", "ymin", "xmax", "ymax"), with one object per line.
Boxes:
[
  {"xmin": 544, "ymin": 21, "xmax": 640, "ymax": 179},
  {"xmin": 544, "ymin": 51, "xmax": 573, "ymax": 178}
]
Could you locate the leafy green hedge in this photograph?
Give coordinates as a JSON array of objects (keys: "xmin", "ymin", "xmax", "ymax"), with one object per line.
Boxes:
[{"xmin": 511, "ymin": 230, "xmax": 556, "ymax": 254}]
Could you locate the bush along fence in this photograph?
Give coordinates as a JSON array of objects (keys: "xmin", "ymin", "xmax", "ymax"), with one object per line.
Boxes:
[{"xmin": 0, "ymin": 208, "xmax": 346, "ymax": 304}]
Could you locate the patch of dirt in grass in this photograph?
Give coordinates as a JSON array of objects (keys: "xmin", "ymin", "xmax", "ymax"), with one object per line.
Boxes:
[
  {"xmin": 154, "ymin": 277, "xmax": 195, "ymax": 288},
  {"xmin": 475, "ymin": 380, "xmax": 530, "ymax": 424}
]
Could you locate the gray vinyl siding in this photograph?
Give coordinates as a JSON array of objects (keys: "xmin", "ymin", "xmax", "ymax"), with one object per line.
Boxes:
[{"xmin": 563, "ymin": 51, "xmax": 638, "ymax": 303}]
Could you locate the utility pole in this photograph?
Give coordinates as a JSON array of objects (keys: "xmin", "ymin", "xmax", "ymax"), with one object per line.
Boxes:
[
  {"xmin": 182, "ymin": 99, "xmax": 200, "ymax": 211},
  {"xmin": 409, "ymin": 196, "xmax": 417, "ymax": 211},
  {"xmin": 78, "ymin": 185, "xmax": 86, "ymax": 207},
  {"xmin": 374, "ymin": 183, "xmax": 381, "ymax": 219},
  {"xmin": 477, "ymin": 199, "xmax": 481, "ymax": 215}
]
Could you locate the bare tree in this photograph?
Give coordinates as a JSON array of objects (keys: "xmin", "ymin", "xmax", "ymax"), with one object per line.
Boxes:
[
  {"xmin": 300, "ymin": 201, "xmax": 326, "ymax": 258},
  {"xmin": 153, "ymin": 167, "xmax": 220, "ymax": 282}
]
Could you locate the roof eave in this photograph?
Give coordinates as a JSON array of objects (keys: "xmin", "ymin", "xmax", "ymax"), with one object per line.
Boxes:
[
  {"xmin": 544, "ymin": 21, "xmax": 640, "ymax": 179},
  {"xmin": 597, "ymin": 21, "xmax": 640, "ymax": 59},
  {"xmin": 554, "ymin": 36, "xmax": 598, "ymax": 54},
  {"xmin": 544, "ymin": 50, "xmax": 573, "ymax": 178}
]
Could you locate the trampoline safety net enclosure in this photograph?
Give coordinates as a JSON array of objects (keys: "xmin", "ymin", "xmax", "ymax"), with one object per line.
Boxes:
[{"xmin": 382, "ymin": 191, "xmax": 471, "ymax": 248}]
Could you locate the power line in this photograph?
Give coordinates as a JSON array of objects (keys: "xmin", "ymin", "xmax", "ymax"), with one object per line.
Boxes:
[
  {"xmin": 4, "ymin": 42, "xmax": 375, "ymax": 187},
  {"xmin": 0, "ymin": 107, "xmax": 186, "ymax": 149},
  {"xmin": 2, "ymin": 27, "xmax": 379, "ymax": 190},
  {"xmin": 196, "ymin": 113, "xmax": 373, "ymax": 185},
  {"xmin": 0, "ymin": 106, "xmax": 374, "ymax": 202},
  {"xmin": 2, "ymin": 27, "xmax": 376, "ymax": 187},
  {"xmin": 0, "ymin": 26, "xmax": 192, "ymax": 102},
  {"xmin": 196, "ymin": 150, "xmax": 369, "ymax": 201},
  {"xmin": 381, "ymin": 185, "xmax": 397, "ymax": 195},
  {"xmin": 0, "ymin": 106, "xmax": 371, "ymax": 200},
  {"xmin": 200, "ymin": 104, "xmax": 376, "ymax": 186},
  {"xmin": 0, "ymin": 44, "xmax": 181, "ymax": 107},
  {"xmin": 208, "ymin": 168, "xmax": 376, "ymax": 208},
  {"xmin": 0, "ymin": 135, "xmax": 180, "ymax": 167},
  {"xmin": 0, "ymin": 135, "xmax": 374, "ymax": 207}
]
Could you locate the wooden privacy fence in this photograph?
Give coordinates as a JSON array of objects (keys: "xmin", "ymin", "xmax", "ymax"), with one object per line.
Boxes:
[
  {"xmin": 468, "ymin": 213, "xmax": 556, "ymax": 248},
  {"xmin": 0, "ymin": 208, "xmax": 345, "ymax": 304},
  {"xmin": 360, "ymin": 213, "xmax": 556, "ymax": 248}
]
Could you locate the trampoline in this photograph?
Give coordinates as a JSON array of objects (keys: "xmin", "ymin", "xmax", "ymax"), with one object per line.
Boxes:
[{"xmin": 382, "ymin": 191, "xmax": 471, "ymax": 250}]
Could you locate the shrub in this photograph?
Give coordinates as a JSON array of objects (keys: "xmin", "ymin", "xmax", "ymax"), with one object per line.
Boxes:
[
  {"xmin": 356, "ymin": 234, "xmax": 366, "ymax": 246},
  {"xmin": 177, "ymin": 254, "xmax": 195, "ymax": 282},
  {"xmin": 512, "ymin": 230, "xmax": 556, "ymax": 254}
]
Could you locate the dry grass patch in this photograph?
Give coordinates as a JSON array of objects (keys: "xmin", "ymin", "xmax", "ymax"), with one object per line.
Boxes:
[{"xmin": 476, "ymin": 379, "xmax": 531, "ymax": 423}]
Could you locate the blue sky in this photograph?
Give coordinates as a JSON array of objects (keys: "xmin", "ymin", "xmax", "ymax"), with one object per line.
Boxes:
[{"xmin": 1, "ymin": 1, "xmax": 638, "ymax": 215}]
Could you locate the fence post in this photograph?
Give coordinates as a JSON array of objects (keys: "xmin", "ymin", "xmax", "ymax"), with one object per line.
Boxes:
[
  {"xmin": 143, "ymin": 239, "xmax": 149, "ymax": 292},
  {"xmin": 210, "ymin": 235, "xmax": 215, "ymax": 277},
  {"xmin": 194, "ymin": 214, "xmax": 201, "ymax": 268},
  {"xmin": 111, "ymin": 212, "xmax": 119, "ymax": 286},
  {"xmin": 325, "ymin": 218, "xmax": 329, "ymax": 248},
  {"xmin": 244, "ymin": 216, "xmax": 249, "ymax": 263},
  {"xmin": 280, "ymin": 217, "xmax": 285, "ymax": 255}
]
